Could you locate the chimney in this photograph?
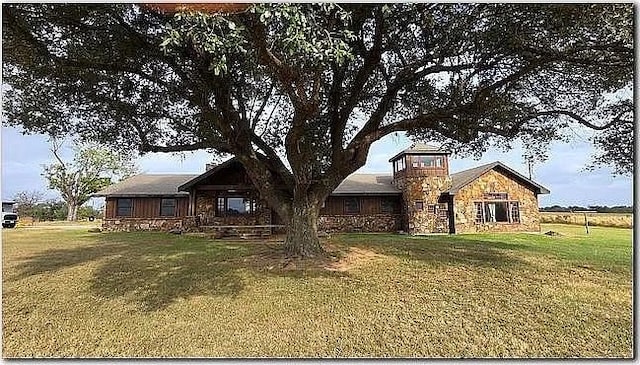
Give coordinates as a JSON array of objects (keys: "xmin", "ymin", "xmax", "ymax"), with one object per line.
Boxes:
[{"xmin": 205, "ymin": 163, "xmax": 217, "ymax": 171}]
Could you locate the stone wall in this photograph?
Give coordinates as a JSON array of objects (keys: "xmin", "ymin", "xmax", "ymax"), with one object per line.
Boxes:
[
  {"xmin": 197, "ymin": 209, "xmax": 271, "ymax": 226},
  {"xmin": 393, "ymin": 175, "xmax": 452, "ymax": 234},
  {"xmin": 103, "ymin": 218, "xmax": 184, "ymax": 232},
  {"xmin": 318, "ymin": 214, "xmax": 402, "ymax": 233},
  {"xmin": 454, "ymin": 169, "xmax": 541, "ymax": 233}
]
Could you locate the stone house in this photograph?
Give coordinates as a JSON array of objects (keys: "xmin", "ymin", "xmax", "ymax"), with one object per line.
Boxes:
[{"xmin": 95, "ymin": 143, "xmax": 549, "ymax": 234}]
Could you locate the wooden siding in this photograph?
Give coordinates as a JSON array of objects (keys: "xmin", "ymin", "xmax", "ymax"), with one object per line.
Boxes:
[
  {"xmin": 320, "ymin": 195, "xmax": 402, "ymax": 216},
  {"xmin": 105, "ymin": 197, "xmax": 189, "ymax": 219}
]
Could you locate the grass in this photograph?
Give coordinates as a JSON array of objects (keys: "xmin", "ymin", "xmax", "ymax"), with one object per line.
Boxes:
[
  {"xmin": 2, "ymin": 224, "xmax": 632, "ymax": 358},
  {"xmin": 540, "ymin": 212, "xmax": 632, "ymax": 229}
]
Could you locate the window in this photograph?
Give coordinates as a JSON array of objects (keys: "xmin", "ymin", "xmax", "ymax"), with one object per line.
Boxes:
[
  {"xmin": 217, "ymin": 197, "xmax": 225, "ymax": 214},
  {"xmin": 412, "ymin": 156, "xmax": 443, "ymax": 168},
  {"xmin": 474, "ymin": 200, "xmax": 520, "ymax": 224},
  {"xmin": 116, "ymin": 198, "xmax": 132, "ymax": 217},
  {"xmin": 427, "ymin": 204, "xmax": 437, "ymax": 214},
  {"xmin": 415, "ymin": 201, "xmax": 424, "ymax": 211},
  {"xmin": 394, "ymin": 157, "xmax": 406, "ymax": 172},
  {"xmin": 485, "ymin": 202, "xmax": 509, "ymax": 222},
  {"xmin": 160, "ymin": 198, "xmax": 176, "ymax": 217},
  {"xmin": 510, "ymin": 202, "xmax": 520, "ymax": 223},
  {"xmin": 437, "ymin": 203, "xmax": 449, "ymax": 220},
  {"xmin": 216, "ymin": 197, "xmax": 257, "ymax": 216},
  {"xmin": 474, "ymin": 202, "xmax": 484, "ymax": 224},
  {"xmin": 344, "ymin": 197, "xmax": 360, "ymax": 214},
  {"xmin": 381, "ymin": 198, "xmax": 396, "ymax": 213}
]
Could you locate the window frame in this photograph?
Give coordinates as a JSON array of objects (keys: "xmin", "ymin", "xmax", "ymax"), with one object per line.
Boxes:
[
  {"xmin": 437, "ymin": 203, "xmax": 449, "ymax": 220},
  {"xmin": 344, "ymin": 197, "xmax": 361, "ymax": 214},
  {"xmin": 380, "ymin": 198, "xmax": 396, "ymax": 214},
  {"xmin": 160, "ymin": 198, "xmax": 177, "ymax": 217},
  {"xmin": 411, "ymin": 155, "xmax": 444, "ymax": 168},
  {"xmin": 116, "ymin": 198, "xmax": 133, "ymax": 217},
  {"xmin": 216, "ymin": 196, "xmax": 257, "ymax": 216},
  {"xmin": 473, "ymin": 200, "xmax": 521, "ymax": 224}
]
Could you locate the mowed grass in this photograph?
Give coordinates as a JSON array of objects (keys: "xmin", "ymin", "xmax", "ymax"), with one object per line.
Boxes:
[{"xmin": 2, "ymin": 224, "xmax": 632, "ymax": 358}]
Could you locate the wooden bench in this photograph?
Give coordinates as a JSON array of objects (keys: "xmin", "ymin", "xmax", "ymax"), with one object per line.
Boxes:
[{"xmin": 198, "ymin": 225, "xmax": 286, "ymax": 239}]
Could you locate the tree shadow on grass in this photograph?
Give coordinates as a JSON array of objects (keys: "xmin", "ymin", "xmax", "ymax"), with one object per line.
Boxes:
[
  {"xmin": 335, "ymin": 234, "xmax": 531, "ymax": 269},
  {"xmin": 9, "ymin": 232, "xmax": 347, "ymax": 312}
]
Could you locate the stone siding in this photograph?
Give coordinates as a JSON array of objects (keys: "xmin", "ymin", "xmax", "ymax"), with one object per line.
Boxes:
[
  {"xmin": 318, "ymin": 214, "xmax": 402, "ymax": 233},
  {"xmin": 103, "ymin": 218, "xmax": 184, "ymax": 232},
  {"xmin": 393, "ymin": 175, "xmax": 452, "ymax": 234},
  {"xmin": 454, "ymin": 169, "xmax": 541, "ymax": 233}
]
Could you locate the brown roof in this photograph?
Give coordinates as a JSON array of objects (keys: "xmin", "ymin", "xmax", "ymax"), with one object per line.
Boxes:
[
  {"xmin": 93, "ymin": 174, "xmax": 197, "ymax": 197},
  {"xmin": 448, "ymin": 161, "xmax": 550, "ymax": 195},
  {"xmin": 388, "ymin": 142, "xmax": 451, "ymax": 162},
  {"xmin": 331, "ymin": 174, "xmax": 400, "ymax": 195},
  {"xmin": 93, "ymin": 160, "xmax": 548, "ymax": 198}
]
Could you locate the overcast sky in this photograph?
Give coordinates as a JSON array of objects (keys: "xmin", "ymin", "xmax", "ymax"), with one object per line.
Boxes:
[{"xmin": 1, "ymin": 125, "xmax": 633, "ymax": 207}]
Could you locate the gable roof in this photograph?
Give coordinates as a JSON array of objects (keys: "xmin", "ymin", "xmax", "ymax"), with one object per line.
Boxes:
[
  {"xmin": 448, "ymin": 161, "xmax": 550, "ymax": 195},
  {"xmin": 178, "ymin": 157, "xmax": 241, "ymax": 191},
  {"xmin": 332, "ymin": 174, "xmax": 400, "ymax": 195},
  {"xmin": 93, "ymin": 174, "xmax": 197, "ymax": 197},
  {"xmin": 389, "ymin": 142, "xmax": 451, "ymax": 162}
]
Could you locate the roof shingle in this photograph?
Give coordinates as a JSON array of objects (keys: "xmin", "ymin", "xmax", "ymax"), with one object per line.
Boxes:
[
  {"xmin": 332, "ymin": 174, "xmax": 400, "ymax": 195},
  {"xmin": 93, "ymin": 174, "xmax": 197, "ymax": 197}
]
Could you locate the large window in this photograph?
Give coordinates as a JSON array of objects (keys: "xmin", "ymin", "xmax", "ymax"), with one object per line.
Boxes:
[
  {"xmin": 116, "ymin": 198, "xmax": 132, "ymax": 217},
  {"xmin": 344, "ymin": 197, "xmax": 360, "ymax": 214},
  {"xmin": 412, "ymin": 156, "xmax": 443, "ymax": 168},
  {"xmin": 474, "ymin": 201, "xmax": 520, "ymax": 224},
  {"xmin": 216, "ymin": 197, "xmax": 257, "ymax": 216},
  {"xmin": 160, "ymin": 198, "xmax": 176, "ymax": 217}
]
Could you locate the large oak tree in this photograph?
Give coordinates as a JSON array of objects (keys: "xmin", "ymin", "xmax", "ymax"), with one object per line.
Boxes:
[{"xmin": 3, "ymin": 3, "xmax": 633, "ymax": 256}]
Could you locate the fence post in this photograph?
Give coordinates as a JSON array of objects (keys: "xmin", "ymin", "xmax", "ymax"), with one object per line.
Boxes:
[{"xmin": 584, "ymin": 212, "xmax": 589, "ymax": 234}]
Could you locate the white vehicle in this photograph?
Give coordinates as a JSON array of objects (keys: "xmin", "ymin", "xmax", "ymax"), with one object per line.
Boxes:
[{"xmin": 2, "ymin": 212, "xmax": 18, "ymax": 228}]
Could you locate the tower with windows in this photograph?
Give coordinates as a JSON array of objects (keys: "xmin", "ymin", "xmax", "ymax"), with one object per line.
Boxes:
[{"xmin": 390, "ymin": 143, "xmax": 452, "ymax": 234}]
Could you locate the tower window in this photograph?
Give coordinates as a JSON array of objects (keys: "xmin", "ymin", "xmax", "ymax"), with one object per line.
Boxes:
[
  {"xmin": 412, "ymin": 156, "xmax": 443, "ymax": 168},
  {"xmin": 394, "ymin": 157, "xmax": 406, "ymax": 172},
  {"xmin": 415, "ymin": 201, "xmax": 424, "ymax": 211}
]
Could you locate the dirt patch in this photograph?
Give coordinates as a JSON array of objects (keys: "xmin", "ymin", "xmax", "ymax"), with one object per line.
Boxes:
[{"xmin": 325, "ymin": 246, "xmax": 384, "ymax": 272}]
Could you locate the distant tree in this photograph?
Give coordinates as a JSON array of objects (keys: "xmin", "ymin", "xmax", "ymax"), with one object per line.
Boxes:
[
  {"xmin": 541, "ymin": 205, "xmax": 632, "ymax": 213},
  {"xmin": 3, "ymin": 3, "xmax": 633, "ymax": 256},
  {"xmin": 31, "ymin": 200, "xmax": 68, "ymax": 221},
  {"xmin": 77, "ymin": 205, "xmax": 103, "ymax": 220},
  {"xmin": 42, "ymin": 140, "xmax": 137, "ymax": 221},
  {"xmin": 12, "ymin": 190, "xmax": 44, "ymax": 217}
]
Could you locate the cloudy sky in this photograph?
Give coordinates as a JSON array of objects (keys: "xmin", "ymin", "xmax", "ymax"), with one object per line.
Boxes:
[{"xmin": 1, "ymin": 124, "xmax": 633, "ymax": 208}]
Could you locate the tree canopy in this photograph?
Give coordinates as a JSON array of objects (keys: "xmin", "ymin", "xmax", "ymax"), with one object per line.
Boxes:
[
  {"xmin": 43, "ymin": 140, "xmax": 137, "ymax": 221},
  {"xmin": 2, "ymin": 3, "xmax": 633, "ymax": 255}
]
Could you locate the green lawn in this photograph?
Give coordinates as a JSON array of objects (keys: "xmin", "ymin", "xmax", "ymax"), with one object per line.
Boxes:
[{"xmin": 2, "ymin": 224, "xmax": 632, "ymax": 357}]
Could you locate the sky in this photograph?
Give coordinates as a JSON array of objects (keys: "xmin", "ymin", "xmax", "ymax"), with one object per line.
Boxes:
[{"xmin": 1, "ymin": 124, "xmax": 634, "ymax": 208}]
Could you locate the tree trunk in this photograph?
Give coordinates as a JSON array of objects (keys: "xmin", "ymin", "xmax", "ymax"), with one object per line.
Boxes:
[
  {"xmin": 67, "ymin": 203, "xmax": 78, "ymax": 221},
  {"xmin": 283, "ymin": 197, "xmax": 324, "ymax": 257}
]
